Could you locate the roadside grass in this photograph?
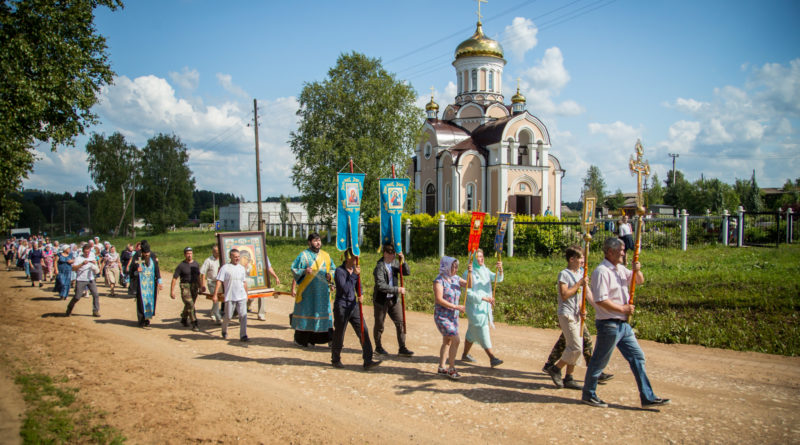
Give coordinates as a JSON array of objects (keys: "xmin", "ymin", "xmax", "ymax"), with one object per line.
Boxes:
[
  {"xmin": 6, "ymin": 357, "xmax": 125, "ymax": 444},
  {"xmin": 97, "ymin": 231, "xmax": 800, "ymax": 356}
]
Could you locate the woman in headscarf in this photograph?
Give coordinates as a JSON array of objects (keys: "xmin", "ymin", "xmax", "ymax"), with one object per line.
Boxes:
[
  {"xmin": 28, "ymin": 241, "xmax": 44, "ymax": 287},
  {"xmin": 433, "ymin": 256, "xmax": 469, "ymax": 380},
  {"xmin": 56, "ymin": 246, "xmax": 74, "ymax": 299},
  {"xmin": 104, "ymin": 245, "xmax": 121, "ymax": 297},
  {"xmin": 42, "ymin": 243, "xmax": 55, "ymax": 282},
  {"xmin": 460, "ymin": 249, "xmax": 504, "ymax": 367}
]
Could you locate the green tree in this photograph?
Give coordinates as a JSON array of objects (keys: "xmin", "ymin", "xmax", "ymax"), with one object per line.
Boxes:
[
  {"xmin": 775, "ymin": 178, "xmax": 800, "ymax": 211},
  {"xmin": 605, "ymin": 188, "xmax": 626, "ymax": 210},
  {"xmin": 582, "ymin": 165, "xmax": 606, "ymax": 206},
  {"xmin": 198, "ymin": 206, "xmax": 218, "ymax": 223},
  {"xmin": 137, "ymin": 134, "xmax": 195, "ymax": 233},
  {"xmin": 85, "ymin": 132, "xmax": 141, "ymax": 236},
  {"xmin": 0, "ymin": 0, "xmax": 122, "ymax": 232},
  {"xmin": 279, "ymin": 195, "xmax": 289, "ymax": 226},
  {"xmin": 645, "ymin": 173, "xmax": 664, "ymax": 206},
  {"xmin": 663, "ymin": 170, "xmax": 693, "ymax": 212},
  {"xmin": 289, "ymin": 52, "xmax": 423, "ymax": 223}
]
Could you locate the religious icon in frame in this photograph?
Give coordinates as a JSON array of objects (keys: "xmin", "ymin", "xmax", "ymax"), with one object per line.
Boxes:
[{"xmin": 216, "ymin": 231, "xmax": 272, "ymax": 291}]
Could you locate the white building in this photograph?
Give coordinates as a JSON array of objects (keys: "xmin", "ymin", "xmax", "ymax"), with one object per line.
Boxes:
[{"xmin": 218, "ymin": 202, "xmax": 312, "ymax": 232}]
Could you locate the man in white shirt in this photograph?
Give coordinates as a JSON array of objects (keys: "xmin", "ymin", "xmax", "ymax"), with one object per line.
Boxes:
[
  {"xmin": 582, "ymin": 237, "xmax": 669, "ymax": 409},
  {"xmin": 200, "ymin": 245, "xmax": 221, "ymax": 323},
  {"xmin": 213, "ymin": 249, "xmax": 249, "ymax": 341},
  {"xmin": 66, "ymin": 244, "xmax": 101, "ymax": 317}
]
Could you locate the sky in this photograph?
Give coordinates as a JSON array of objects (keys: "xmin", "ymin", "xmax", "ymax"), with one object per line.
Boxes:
[{"xmin": 23, "ymin": 0, "xmax": 800, "ymax": 204}]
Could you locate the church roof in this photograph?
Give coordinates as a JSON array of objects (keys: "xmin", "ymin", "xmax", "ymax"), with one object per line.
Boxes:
[
  {"xmin": 428, "ymin": 120, "xmax": 470, "ymax": 147},
  {"xmin": 454, "ymin": 22, "xmax": 505, "ymax": 61},
  {"xmin": 470, "ymin": 115, "xmax": 515, "ymax": 146}
]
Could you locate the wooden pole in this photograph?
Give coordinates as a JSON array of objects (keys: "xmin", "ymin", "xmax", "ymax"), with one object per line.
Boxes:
[
  {"xmin": 392, "ymin": 164, "xmax": 408, "ymax": 334},
  {"xmin": 580, "ymin": 232, "xmax": 592, "ymax": 332}
]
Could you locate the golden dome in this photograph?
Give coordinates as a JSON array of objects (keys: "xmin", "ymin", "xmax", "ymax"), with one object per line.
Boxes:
[
  {"xmin": 511, "ymin": 87, "xmax": 526, "ymax": 103},
  {"xmin": 425, "ymin": 95, "xmax": 439, "ymax": 111},
  {"xmin": 454, "ymin": 22, "xmax": 504, "ymax": 60}
]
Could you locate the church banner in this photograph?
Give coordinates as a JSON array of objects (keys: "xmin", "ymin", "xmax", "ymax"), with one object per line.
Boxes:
[
  {"xmin": 467, "ymin": 211, "xmax": 487, "ymax": 253},
  {"xmin": 337, "ymin": 172, "xmax": 365, "ymax": 256},
  {"xmin": 379, "ymin": 178, "xmax": 409, "ymax": 254},
  {"xmin": 493, "ymin": 213, "xmax": 512, "ymax": 253}
]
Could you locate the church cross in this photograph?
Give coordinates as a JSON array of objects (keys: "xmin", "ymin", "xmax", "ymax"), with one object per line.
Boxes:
[
  {"xmin": 430, "ymin": 86, "xmax": 435, "ymax": 99},
  {"xmin": 629, "ymin": 139, "xmax": 650, "ymax": 214},
  {"xmin": 475, "ymin": 0, "xmax": 488, "ymax": 22}
]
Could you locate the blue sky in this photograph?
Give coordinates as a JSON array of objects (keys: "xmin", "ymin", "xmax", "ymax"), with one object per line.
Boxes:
[{"xmin": 25, "ymin": 0, "xmax": 800, "ymax": 204}]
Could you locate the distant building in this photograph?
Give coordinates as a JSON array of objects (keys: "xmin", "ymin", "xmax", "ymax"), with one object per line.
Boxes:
[{"xmin": 218, "ymin": 202, "xmax": 315, "ymax": 232}]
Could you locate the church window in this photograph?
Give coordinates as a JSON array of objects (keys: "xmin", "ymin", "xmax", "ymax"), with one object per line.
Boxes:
[
  {"xmin": 424, "ymin": 143, "xmax": 432, "ymax": 159},
  {"xmin": 471, "ymin": 69, "xmax": 477, "ymax": 91},
  {"xmin": 425, "ymin": 184, "xmax": 436, "ymax": 216},
  {"xmin": 466, "ymin": 183, "xmax": 475, "ymax": 211},
  {"xmin": 488, "ymin": 71, "xmax": 494, "ymax": 91}
]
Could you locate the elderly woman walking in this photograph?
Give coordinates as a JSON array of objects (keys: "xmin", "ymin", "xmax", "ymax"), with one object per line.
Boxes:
[
  {"xmin": 460, "ymin": 249, "xmax": 504, "ymax": 368},
  {"xmin": 28, "ymin": 241, "xmax": 44, "ymax": 287},
  {"xmin": 433, "ymin": 256, "xmax": 469, "ymax": 380},
  {"xmin": 56, "ymin": 246, "xmax": 74, "ymax": 299},
  {"xmin": 104, "ymin": 245, "xmax": 122, "ymax": 296}
]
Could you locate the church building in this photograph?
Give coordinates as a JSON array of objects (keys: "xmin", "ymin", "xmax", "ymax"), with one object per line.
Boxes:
[{"xmin": 411, "ymin": 20, "xmax": 564, "ymax": 217}]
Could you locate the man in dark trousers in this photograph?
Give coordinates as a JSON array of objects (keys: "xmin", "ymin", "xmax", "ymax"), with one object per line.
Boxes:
[
  {"xmin": 331, "ymin": 249, "xmax": 380, "ymax": 370},
  {"xmin": 372, "ymin": 243, "xmax": 412, "ymax": 356},
  {"xmin": 171, "ymin": 247, "xmax": 203, "ymax": 331}
]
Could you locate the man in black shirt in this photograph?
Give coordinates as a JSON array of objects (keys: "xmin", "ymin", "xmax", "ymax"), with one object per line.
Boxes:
[
  {"xmin": 331, "ymin": 249, "xmax": 380, "ymax": 370},
  {"xmin": 119, "ymin": 243, "xmax": 133, "ymax": 288},
  {"xmin": 171, "ymin": 247, "xmax": 202, "ymax": 331}
]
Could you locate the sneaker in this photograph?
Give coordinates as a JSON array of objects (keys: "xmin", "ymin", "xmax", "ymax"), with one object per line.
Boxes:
[
  {"xmin": 546, "ymin": 366, "xmax": 564, "ymax": 388},
  {"xmin": 447, "ymin": 368, "xmax": 462, "ymax": 380},
  {"xmin": 490, "ymin": 357, "xmax": 504, "ymax": 368},
  {"xmin": 641, "ymin": 398, "xmax": 671, "ymax": 408},
  {"xmin": 582, "ymin": 395, "xmax": 608, "ymax": 408},
  {"xmin": 331, "ymin": 361, "xmax": 344, "ymax": 369},
  {"xmin": 221, "ymin": 331, "xmax": 228, "ymax": 339},
  {"xmin": 542, "ymin": 362, "xmax": 554, "ymax": 373},
  {"xmin": 598, "ymin": 372, "xmax": 614, "ymax": 384},
  {"xmin": 363, "ymin": 360, "xmax": 382, "ymax": 370},
  {"xmin": 461, "ymin": 354, "xmax": 477, "ymax": 363},
  {"xmin": 92, "ymin": 311, "xmax": 100, "ymax": 317},
  {"xmin": 563, "ymin": 375, "xmax": 582, "ymax": 390},
  {"xmin": 180, "ymin": 317, "xmax": 188, "ymax": 327},
  {"xmin": 375, "ymin": 346, "xmax": 389, "ymax": 355},
  {"xmin": 398, "ymin": 347, "xmax": 414, "ymax": 357},
  {"xmin": 240, "ymin": 336, "xmax": 249, "ymax": 342}
]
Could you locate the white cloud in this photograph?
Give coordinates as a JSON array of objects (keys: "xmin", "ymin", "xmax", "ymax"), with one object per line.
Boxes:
[
  {"xmin": 169, "ymin": 67, "xmax": 199, "ymax": 90},
  {"xmin": 516, "ymin": 47, "xmax": 583, "ymax": 118},
  {"xmin": 414, "ymin": 82, "xmax": 457, "ymax": 117},
  {"xmin": 216, "ymin": 73, "xmax": 249, "ymax": 99},
  {"xmin": 523, "ymin": 47, "xmax": 570, "ymax": 93},
  {"xmin": 503, "ymin": 17, "xmax": 538, "ymax": 60}
]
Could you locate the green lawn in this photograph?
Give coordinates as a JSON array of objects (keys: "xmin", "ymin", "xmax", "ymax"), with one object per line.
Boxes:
[{"xmin": 90, "ymin": 230, "xmax": 800, "ymax": 356}]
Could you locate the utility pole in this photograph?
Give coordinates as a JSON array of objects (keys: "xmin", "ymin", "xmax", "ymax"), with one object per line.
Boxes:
[
  {"xmin": 132, "ymin": 174, "xmax": 136, "ymax": 238},
  {"xmin": 86, "ymin": 185, "xmax": 91, "ymax": 234},
  {"xmin": 668, "ymin": 153, "xmax": 679, "ymax": 186},
  {"xmin": 212, "ymin": 193, "xmax": 216, "ymax": 230},
  {"xmin": 62, "ymin": 201, "xmax": 66, "ymax": 236},
  {"xmin": 253, "ymin": 99, "xmax": 264, "ymax": 233}
]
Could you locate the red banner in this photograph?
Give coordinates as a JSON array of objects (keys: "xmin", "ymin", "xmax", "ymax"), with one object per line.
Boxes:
[{"xmin": 467, "ymin": 212, "xmax": 487, "ymax": 252}]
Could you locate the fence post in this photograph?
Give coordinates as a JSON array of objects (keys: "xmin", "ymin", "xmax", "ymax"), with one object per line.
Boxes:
[
  {"xmin": 438, "ymin": 214, "xmax": 445, "ymax": 258},
  {"xmin": 737, "ymin": 206, "xmax": 745, "ymax": 247},
  {"xmin": 721, "ymin": 210, "xmax": 729, "ymax": 246},
  {"xmin": 359, "ymin": 219, "xmax": 364, "ymax": 246},
  {"xmin": 405, "ymin": 218, "xmax": 412, "ymax": 254},
  {"xmin": 507, "ymin": 215, "xmax": 515, "ymax": 257},
  {"xmin": 788, "ymin": 208, "xmax": 794, "ymax": 244},
  {"xmin": 680, "ymin": 209, "xmax": 688, "ymax": 251},
  {"xmin": 327, "ymin": 225, "xmax": 332, "ymax": 243}
]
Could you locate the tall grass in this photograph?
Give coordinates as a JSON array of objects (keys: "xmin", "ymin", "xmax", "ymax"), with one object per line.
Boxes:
[{"xmin": 94, "ymin": 231, "xmax": 800, "ymax": 356}]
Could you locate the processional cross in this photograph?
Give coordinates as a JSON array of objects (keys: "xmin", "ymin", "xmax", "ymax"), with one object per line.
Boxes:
[{"xmin": 629, "ymin": 139, "xmax": 650, "ymax": 215}]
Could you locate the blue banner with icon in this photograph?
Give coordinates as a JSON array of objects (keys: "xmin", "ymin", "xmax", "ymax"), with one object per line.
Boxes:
[
  {"xmin": 379, "ymin": 178, "xmax": 409, "ymax": 254},
  {"xmin": 337, "ymin": 173, "xmax": 365, "ymax": 255},
  {"xmin": 493, "ymin": 213, "xmax": 512, "ymax": 253}
]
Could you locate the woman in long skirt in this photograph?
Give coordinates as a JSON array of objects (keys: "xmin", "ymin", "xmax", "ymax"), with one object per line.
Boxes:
[
  {"xmin": 104, "ymin": 245, "xmax": 121, "ymax": 297},
  {"xmin": 56, "ymin": 247, "xmax": 74, "ymax": 299},
  {"xmin": 28, "ymin": 242, "xmax": 44, "ymax": 287},
  {"xmin": 42, "ymin": 244, "xmax": 55, "ymax": 282},
  {"xmin": 433, "ymin": 256, "xmax": 468, "ymax": 380}
]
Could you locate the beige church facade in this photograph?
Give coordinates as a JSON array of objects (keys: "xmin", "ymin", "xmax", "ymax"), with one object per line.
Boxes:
[{"xmin": 411, "ymin": 21, "xmax": 564, "ymax": 217}]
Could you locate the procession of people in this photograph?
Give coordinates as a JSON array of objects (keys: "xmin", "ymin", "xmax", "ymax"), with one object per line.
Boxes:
[{"xmin": 2, "ymin": 220, "xmax": 670, "ymax": 410}]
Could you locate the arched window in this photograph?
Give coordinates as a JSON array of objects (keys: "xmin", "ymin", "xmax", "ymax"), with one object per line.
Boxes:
[
  {"xmin": 471, "ymin": 69, "xmax": 477, "ymax": 91},
  {"xmin": 425, "ymin": 183, "xmax": 436, "ymax": 216},
  {"xmin": 488, "ymin": 71, "xmax": 494, "ymax": 91},
  {"xmin": 424, "ymin": 143, "xmax": 432, "ymax": 159},
  {"xmin": 466, "ymin": 183, "xmax": 475, "ymax": 211}
]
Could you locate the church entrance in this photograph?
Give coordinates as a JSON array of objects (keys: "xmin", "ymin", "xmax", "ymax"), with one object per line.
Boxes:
[{"xmin": 509, "ymin": 195, "xmax": 541, "ymax": 216}]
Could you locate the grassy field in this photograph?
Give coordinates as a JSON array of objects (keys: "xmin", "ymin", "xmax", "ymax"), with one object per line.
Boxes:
[{"xmin": 84, "ymin": 230, "xmax": 800, "ymax": 356}]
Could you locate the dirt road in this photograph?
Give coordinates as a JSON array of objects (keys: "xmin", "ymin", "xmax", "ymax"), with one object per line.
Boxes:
[{"xmin": 0, "ymin": 268, "xmax": 798, "ymax": 444}]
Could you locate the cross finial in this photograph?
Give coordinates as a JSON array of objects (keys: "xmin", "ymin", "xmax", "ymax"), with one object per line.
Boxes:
[
  {"xmin": 430, "ymin": 86, "xmax": 435, "ymax": 99},
  {"xmin": 475, "ymin": 0, "xmax": 488, "ymax": 22},
  {"xmin": 629, "ymin": 139, "xmax": 650, "ymax": 214},
  {"xmin": 516, "ymin": 77, "xmax": 521, "ymax": 91}
]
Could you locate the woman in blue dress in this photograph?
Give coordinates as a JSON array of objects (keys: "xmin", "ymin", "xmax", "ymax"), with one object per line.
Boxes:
[
  {"xmin": 433, "ymin": 256, "xmax": 468, "ymax": 380},
  {"xmin": 55, "ymin": 246, "xmax": 74, "ymax": 299}
]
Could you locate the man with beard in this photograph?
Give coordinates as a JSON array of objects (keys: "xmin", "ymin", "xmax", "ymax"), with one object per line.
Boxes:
[
  {"xmin": 289, "ymin": 233, "xmax": 333, "ymax": 347},
  {"xmin": 129, "ymin": 241, "xmax": 162, "ymax": 327}
]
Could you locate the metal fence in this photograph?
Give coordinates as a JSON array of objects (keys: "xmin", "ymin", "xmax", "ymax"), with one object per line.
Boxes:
[{"xmin": 261, "ymin": 209, "xmax": 796, "ymax": 258}]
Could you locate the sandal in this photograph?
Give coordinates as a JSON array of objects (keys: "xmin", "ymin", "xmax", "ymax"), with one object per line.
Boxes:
[
  {"xmin": 437, "ymin": 367, "xmax": 448, "ymax": 376},
  {"xmin": 447, "ymin": 368, "xmax": 462, "ymax": 380}
]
